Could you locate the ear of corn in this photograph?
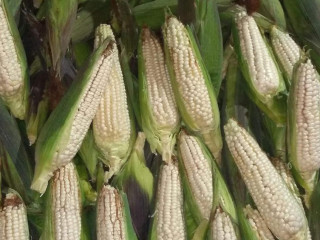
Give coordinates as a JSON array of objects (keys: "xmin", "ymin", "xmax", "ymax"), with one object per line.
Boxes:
[
  {"xmin": 112, "ymin": 132, "xmax": 154, "ymax": 239},
  {"xmin": 224, "ymin": 119, "xmax": 309, "ymax": 240},
  {"xmin": 31, "ymin": 37, "xmax": 115, "ymax": 194},
  {"xmin": 0, "ymin": 0, "xmax": 28, "ymax": 120},
  {"xmin": 232, "ymin": 8, "xmax": 287, "ymax": 124},
  {"xmin": 178, "ymin": 131, "xmax": 213, "ymax": 221},
  {"xmin": 288, "ymin": 58, "xmax": 320, "ymax": 204},
  {"xmin": 92, "ymin": 24, "xmax": 135, "ymax": 180},
  {"xmin": 243, "ymin": 205, "xmax": 275, "ymax": 240},
  {"xmin": 40, "ymin": 162, "xmax": 81, "ymax": 240},
  {"xmin": 163, "ymin": 16, "xmax": 223, "ymax": 162},
  {"xmin": 177, "ymin": 130, "xmax": 237, "ymax": 227},
  {"xmin": 270, "ymin": 26, "xmax": 301, "ymax": 82},
  {"xmin": 149, "ymin": 159, "xmax": 186, "ymax": 240},
  {"xmin": 138, "ymin": 27, "xmax": 180, "ymax": 163},
  {"xmin": 96, "ymin": 185, "xmax": 137, "ymax": 240},
  {"xmin": 0, "ymin": 191, "xmax": 29, "ymax": 240},
  {"xmin": 209, "ymin": 207, "xmax": 238, "ymax": 240}
]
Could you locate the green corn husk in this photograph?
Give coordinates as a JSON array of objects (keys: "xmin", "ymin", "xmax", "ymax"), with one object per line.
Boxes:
[
  {"xmin": 96, "ymin": 184, "xmax": 138, "ymax": 240},
  {"xmin": 258, "ymin": 0, "xmax": 286, "ymax": 29},
  {"xmin": 78, "ymin": 129, "xmax": 98, "ymax": 180},
  {"xmin": 138, "ymin": 27, "xmax": 180, "ymax": 163},
  {"xmin": 287, "ymin": 57, "xmax": 320, "ymax": 206},
  {"xmin": 194, "ymin": 0, "xmax": 223, "ymax": 94},
  {"xmin": 232, "ymin": 8, "xmax": 287, "ymax": 124},
  {"xmin": 40, "ymin": 162, "xmax": 82, "ymax": 240},
  {"xmin": 0, "ymin": 100, "xmax": 33, "ymax": 202},
  {"xmin": 112, "ymin": 132, "xmax": 154, "ymax": 239},
  {"xmin": 31, "ymin": 38, "xmax": 115, "ymax": 194},
  {"xmin": 177, "ymin": 131, "xmax": 237, "ymax": 227},
  {"xmin": 0, "ymin": 0, "xmax": 28, "ymax": 120},
  {"xmin": 163, "ymin": 16, "xmax": 223, "ymax": 163},
  {"xmin": 46, "ymin": 0, "xmax": 78, "ymax": 74}
]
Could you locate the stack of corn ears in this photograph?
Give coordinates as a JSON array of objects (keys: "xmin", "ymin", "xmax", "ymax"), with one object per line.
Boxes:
[{"xmin": 2, "ymin": 0, "xmax": 320, "ymax": 239}]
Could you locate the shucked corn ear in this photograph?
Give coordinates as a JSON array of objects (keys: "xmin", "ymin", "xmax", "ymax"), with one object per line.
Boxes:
[
  {"xmin": 93, "ymin": 24, "xmax": 135, "ymax": 180},
  {"xmin": 0, "ymin": 0, "xmax": 28, "ymax": 119},
  {"xmin": 288, "ymin": 58, "xmax": 320, "ymax": 204},
  {"xmin": 270, "ymin": 27, "xmax": 301, "ymax": 81},
  {"xmin": 0, "ymin": 192, "xmax": 29, "ymax": 240},
  {"xmin": 178, "ymin": 131, "xmax": 213, "ymax": 220},
  {"xmin": 224, "ymin": 119, "xmax": 308, "ymax": 240},
  {"xmin": 149, "ymin": 159, "xmax": 186, "ymax": 240},
  {"xmin": 96, "ymin": 185, "xmax": 137, "ymax": 240},
  {"xmin": 232, "ymin": 9, "xmax": 286, "ymax": 124},
  {"xmin": 163, "ymin": 16, "xmax": 222, "ymax": 162},
  {"xmin": 31, "ymin": 35, "xmax": 115, "ymax": 194},
  {"xmin": 243, "ymin": 205, "xmax": 275, "ymax": 240},
  {"xmin": 177, "ymin": 130, "xmax": 237, "ymax": 225},
  {"xmin": 138, "ymin": 27, "xmax": 180, "ymax": 163},
  {"xmin": 210, "ymin": 207, "xmax": 237, "ymax": 240}
]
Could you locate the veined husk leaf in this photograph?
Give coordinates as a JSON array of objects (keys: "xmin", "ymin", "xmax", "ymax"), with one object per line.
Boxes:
[
  {"xmin": 112, "ymin": 132, "xmax": 154, "ymax": 239},
  {"xmin": 0, "ymin": 0, "xmax": 28, "ymax": 120},
  {"xmin": 78, "ymin": 129, "xmax": 98, "ymax": 179},
  {"xmin": 138, "ymin": 28, "xmax": 180, "ymax": 163},
  {"xmin": 194, "ymin": 0, "xmax": 223, "ymax": 94},
  {"xmin": 31, "ymin": 38, "xmax": 114, "ymax": 194},
  {"xmin": 258, "ymin": 0, "xmax": 286, "ymax": 29},
  {"xmin": 232, "ymin": 11, "xmax": 287, "ymax": 124},
  {"xmin": 163, "ymin": 17, "xmax": 222, "ymax": 162},
  {"xmin": 46, "ymin": 0, "xmax": 78, "ymax": 74}
]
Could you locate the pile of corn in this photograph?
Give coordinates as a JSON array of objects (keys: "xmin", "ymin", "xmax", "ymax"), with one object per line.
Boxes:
[{"xmin": 1, "ymin": 0, "xmax": 320, "ymax": 239}]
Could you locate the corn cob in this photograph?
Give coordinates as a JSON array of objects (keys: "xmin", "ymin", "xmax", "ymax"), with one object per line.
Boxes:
[
  {"xmin": 138, "ymin": 27, "xmax": 180, "ymax": 163},
  {"xmin": 31, "ymin": 36, "xmax": 115, "ymax": 194},
  {"xmin": 232, "ymin": 9, "xmax": 286, "ymax": 124},
  {"xmin": 0, "ymin": 0, "xmax": 28, "ymax": 119},
  {"xmin": 0, "ymin": 192, "xmax": 29, "ymax": 240},
  {"xmin": 270, "ymin": 27, "xmax": 301, "ymax": 81},
  {"xmin": 51, "ymin": 162, "xmax": 81, "ymax": 240},
  {"xmin": 224, "ymin": 119, "xmax": 308, "ymax": 240},
  {"xmin": 243, "ymin": 205, "xmax": 275, "ymax": 240},
  {"xmin": 163, "ymin": 16, "xmax": 222, "ymax": 162},
  {"xmin": 288, "ymin": 59, "xmax": 320, "ymax": 202},
  {"xmin": 150, "ymin": 159, "xmax": 186, "ymax": 240},
  {"xmin": 178, "ymin": 131, "xmax": 213, "ymax": 220},
  {"xmin": 93, "ymin": 24, "xmax": 134, "ymax": 180},
  {"xmin": 210, "ymin": 207, "xmax": 237, "ymax": 240},
  {"xmin": 96, "ymin": 185, "xmax": 137, "ymax": 240}
]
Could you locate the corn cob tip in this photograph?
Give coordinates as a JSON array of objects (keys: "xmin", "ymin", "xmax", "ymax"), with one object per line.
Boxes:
[{"xmin": 211, "ymin": 207, "xmax": 237, "ymax": 240}]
